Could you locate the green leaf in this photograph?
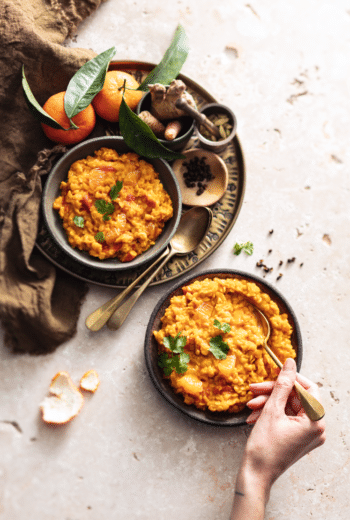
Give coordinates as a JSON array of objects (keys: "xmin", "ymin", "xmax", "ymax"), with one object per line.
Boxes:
[
  {"xmin": 22, "ymin": 66, "xmax": 66, "ymax": 130},
  {"xmin": 95, "ymin": 200, "xmax": 108, "ymax": 214},
  {"xmin": 233, "ymin": 241, "xmax": 254, "ymax": 256},
  {"xmin": 73, "ymin": 216, "xmax": 84, "ymax": 228},
  {"xmin": 95, "ymin": 232, "xmax": 105, "ymax": 243},
  {"xmin": 214, "ymin": 319, "xmax": 231, "ymax": 333},
  {"xmin": 163, "ymin": 332, "xmax": 187, "ymax": 353},
  {"xmin": 138, "ymin": 24, "xmax": 189, "ymax": 90},
  {"xmin": 119, "ymin": 97, "xmax": 185, "ymax": 161},
  {"xmin": 64, "ymin": 47, "xmax": 116, "ymax": 118},
  {"xmin": 110, "ymin": 181, "xmax": 123, "ymax": 200},
  {"xmin": 209, "ymin": 335, "xmax": 230, "ymax": 360},
  {"xmin": 158, "ymin": 353, "xmax": 174, "ymax": 377},
  {"xmin": 159, "ymin": 332, "xmax": 189, "ymax": 375},
  {"xmin": 173, "ymin": 352, "xmax": 190, "ymax": 374}
]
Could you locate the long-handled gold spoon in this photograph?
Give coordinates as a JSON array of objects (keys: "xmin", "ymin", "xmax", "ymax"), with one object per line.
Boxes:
[
  {"xmin": 254, "ymin": 307, "xmax": 325, "ymax": 421},
  {"xmin": 85, "ymin": 206, "xmax": 212, "ymax": 332},
  {"xmin": 106, "ymin": 206, "xmax": 212, "ymax": 331}
]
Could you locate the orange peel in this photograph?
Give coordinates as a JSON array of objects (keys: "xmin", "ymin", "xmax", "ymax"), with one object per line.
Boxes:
[
  {"xmin": 40, "ymin": 371, "xmax": 84, "ymax": 424},
  {"xmin": 80, "ymin": 369, "xmax": 100, "ymax": 393}
]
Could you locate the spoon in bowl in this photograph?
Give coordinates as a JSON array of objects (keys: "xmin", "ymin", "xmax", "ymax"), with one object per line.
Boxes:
[
  {"xmin": 85, "ymin": 206, "xmax": 212, "ymax": 332},
  {"xmin": 106, "ymin": 205, "xmax": 212, "ymax": 330},
  {"xmin": 254, "ymin": 306, "xmax": 325, "ymax": 421}
]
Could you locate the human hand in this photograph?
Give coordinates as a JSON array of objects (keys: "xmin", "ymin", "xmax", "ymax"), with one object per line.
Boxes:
[{"xmin": 244, "ymin": 358, "xmax": 326, "ymax": 487}]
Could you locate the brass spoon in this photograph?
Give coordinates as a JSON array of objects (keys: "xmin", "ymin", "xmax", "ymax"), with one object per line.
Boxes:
[
  {"xmin": 85, "ymin": 206, "xmax": 212, "ymax": 332},
  {"xmin": 106, "ymin": 206, "xmax": 212, "ymax": 331},
  {"xmin": 254, "ymin": 307, "xmax": 325, "ymax": 421},
  {"xmin": 85, "ymin": 246, "xmax": 170, "ymax": 332}
]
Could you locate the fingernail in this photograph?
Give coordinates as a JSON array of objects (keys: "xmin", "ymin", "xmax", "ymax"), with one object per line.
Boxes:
[{"xmin": 283, "ymin": 358, "xmax": 295, "ymax": 371}]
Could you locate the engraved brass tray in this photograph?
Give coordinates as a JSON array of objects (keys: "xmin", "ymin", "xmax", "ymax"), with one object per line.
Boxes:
[{"xmin": 36, "ymin": 61, "xmax": 246, "ymax": 288}]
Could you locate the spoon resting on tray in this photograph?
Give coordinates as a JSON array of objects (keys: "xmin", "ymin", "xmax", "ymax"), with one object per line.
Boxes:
[
  {"xmin": 106, "ymin": 205, "xmax": 212, "ymax": 330},
  {"xmin": 254, "ymin": 306, "xmax": 325, "ymax": 422},
  {"xmin": 85, "ymin": 206, "xmax": 212, "ymax": 332}
]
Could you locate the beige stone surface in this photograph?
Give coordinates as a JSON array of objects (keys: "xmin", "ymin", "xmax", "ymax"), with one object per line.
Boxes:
[{"xmin": 1, "ymin": 0, "xmax": 349, "ymax": 518}]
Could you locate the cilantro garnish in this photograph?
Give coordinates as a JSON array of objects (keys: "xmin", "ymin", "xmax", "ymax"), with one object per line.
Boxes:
[
  {"xmin": 110, "ymin": 181, "xmax": 123, "ymax": 200},
  {"xmin": 214, "ymin": 319, "xmax": 231, "ymax": 334},
  {"xmin": 233, "ymin": 241, "xmax": 254, "ymax": 256},
  {"xmin": 73, "ymin": 215, "xmax": 84, "ymax": 228},
  {"xmin": 95, "ymin": 199, "xmax": 115, "ymax": 221},
  {"xmin": 95, "ymin": 231, "xmax": 105, "ymax": 243},
  {"xmin": 209, "ymin": 319, "xmax": 231, "ymax": 359},
  {"xmin": 158, "ymin": 332, "xmax": 189, "ymax": 375},
  {"xmin": 209, "ymin": 335, "xmax": 230, "ymax": 359}
]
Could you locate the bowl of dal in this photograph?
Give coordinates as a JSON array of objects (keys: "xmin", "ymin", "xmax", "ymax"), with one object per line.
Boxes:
[
  {"xmin": 42, "ymin": 136, "xmax": 182, "ymax": 271},
  {"xmin": 144, "ymin": 269, "xmax": 302, "ymax": 426}
]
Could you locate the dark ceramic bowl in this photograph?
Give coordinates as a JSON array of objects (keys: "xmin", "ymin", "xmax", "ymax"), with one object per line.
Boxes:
[
  {"xmin": 136, "ymin": 92, "xmax": 195, "ymax": 151},
  {"xmin": 42, "ymin": 136, "xmax": 182, "ymax": 271},
  {"xmin": 144, "ymin": 269, "xmax": 302, "ymax": 426}
]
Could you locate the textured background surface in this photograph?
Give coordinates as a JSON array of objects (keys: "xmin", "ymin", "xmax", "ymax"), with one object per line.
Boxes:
[{"xmin": 1, "ymin": 1, "xmax": 349, "ymax": 518}]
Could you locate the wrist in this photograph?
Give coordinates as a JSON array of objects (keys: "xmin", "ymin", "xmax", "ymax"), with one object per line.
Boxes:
[{"xmin": 235, "ymin": 456, "xmax": 273, "ymax": 506}]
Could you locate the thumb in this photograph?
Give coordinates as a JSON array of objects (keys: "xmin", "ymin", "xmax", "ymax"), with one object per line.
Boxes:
[{"xmin": 269, "ymin": 358, "xmax": 296, "ymax": 412}]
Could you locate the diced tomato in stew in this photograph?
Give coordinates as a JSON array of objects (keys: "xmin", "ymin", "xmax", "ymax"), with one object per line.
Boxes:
[{"xmin": 81, "ymin": 193, "xmax": 93, "ymax": 212}]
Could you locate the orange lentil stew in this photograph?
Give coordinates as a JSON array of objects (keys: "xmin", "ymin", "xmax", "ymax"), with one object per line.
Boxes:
[
  {"xmin": 53, "ymin": 148, "xmax": 173, "ymax": 262},
  {"xmin": 153, "ymin": 277, "xmax": 296, "ymax": 413}
]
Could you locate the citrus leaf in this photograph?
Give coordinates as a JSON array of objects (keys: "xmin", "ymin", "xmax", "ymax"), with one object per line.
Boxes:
[
  {"xmin": 64, "ymin": 46, "xmax": 116, "ymax": 118},
  {"xmin": 138, "ymin": 24, "xmax": 189, "ymax": 91},
  {"xmin": 22, "ymin": 66, "xmax": 66, "ymax": 130},
  {"xmin": 119, "ymin": 97, "xmax": 185, "ymax": 161}
]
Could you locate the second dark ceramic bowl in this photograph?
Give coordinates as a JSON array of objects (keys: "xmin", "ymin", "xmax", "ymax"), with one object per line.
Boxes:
[
  {"xmin": 42, "ymin": 136, "xmax": 182, "ymax": 271},
  {"xmin": 144, "ymin": 269, "xmax": 302, "ymax": 426},
  {"xmin": 136, "ymin": 92, "xmax": 195, "ymax": 151}
]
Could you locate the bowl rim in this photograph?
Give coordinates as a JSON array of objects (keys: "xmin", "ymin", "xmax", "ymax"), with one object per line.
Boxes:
[
  {"xmin": 136, "ymin": 91, "xmax": 195, "ymax": 143},
  {"xmin": 196, "ymin": 102, "xmax": 238, "ymax": 148},
  {"xmin": 42, "ymin": 135, "xmax": 182, "ymax": 271},
  {"xmin": 144, "ymin": 268, "xmax": 303, "ymax": 427}
]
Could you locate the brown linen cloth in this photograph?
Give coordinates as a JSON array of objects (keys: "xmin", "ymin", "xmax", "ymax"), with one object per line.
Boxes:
[{"xmin": 0, "ymin": 0, "xmax": 105, "ymax": 354}]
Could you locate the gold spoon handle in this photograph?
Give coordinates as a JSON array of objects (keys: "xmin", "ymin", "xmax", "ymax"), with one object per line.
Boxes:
[
  {"xmin": 106, "ymin": 248, "xmax": 175, "ymax": 330},
  {"xmin": 264, "ymin": 344, "xmax": 325, "ymax": 421},
  {"xmin": 85, "ymin": 246, "xmax": 170, "ymax": 332}
]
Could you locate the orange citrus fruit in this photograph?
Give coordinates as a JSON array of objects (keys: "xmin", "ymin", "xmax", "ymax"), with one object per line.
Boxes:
[
  {"xmin": 41, "ymin": 91, "xmax": 96, "ymax": 145},
  {"xmin": 92, "ymin": 70, "xmax": 143, "ymax": 122}
]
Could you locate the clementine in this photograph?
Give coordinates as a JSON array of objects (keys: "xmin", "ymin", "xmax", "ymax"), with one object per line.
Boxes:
[
  {"xmin": 92, "ymin": 70, "xmax": 143, "ymax": 122},
  {"xmin": 41, "ymin": 91, "xmax": 96, "ymax": 145}
]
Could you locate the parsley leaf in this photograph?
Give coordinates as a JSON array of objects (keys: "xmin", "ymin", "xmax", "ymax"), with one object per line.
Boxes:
[
  {"xmin": 172, "ymin": 352, "xmax": 190, "ymax": 374},
  {"xmin": 163, "ymin": 332, "xmax": 187, "ymax": 353},
  {"xmin": 158, "ymin": 332, "xmax": 189, "ymax": 375},
  {"xmin": 214, "ymin": 319, "xmax": 231, "ymax": 333},
  {"xmin": 95, "ymin": 199, "xmax": 115, "ymax": 216},
  {"xmin": 158, "ymin": 353, "xmax": 174, "ymax": 376},
  {"xmin": 95, "ymin": 232, "xmax": 105, "ymax": 243},
  {"xmin": 209, "ymin": 335, "xmax": 230, "ymax": 360},
  {"xmin": 110, "ymin": 181, "xmax": 123, "ymax": 200},
  {"xmin": 233, "ymin": 241, "xmax": 254, "ymax": 256},
  {"xmin": 73, "ymin": 216, "xmax": 84, "ymax": 228}
]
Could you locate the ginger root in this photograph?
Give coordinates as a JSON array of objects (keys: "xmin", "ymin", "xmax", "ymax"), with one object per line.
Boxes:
[
  {"xmin": 148, "ymin": 80, "xmax": 196, "ymax": 121},
  {"xmin": 138, "ymin": 110, "xmax": 165, "ymax": 137},
  {"xmin": 164, "ymin": 119, "xmax": 182, "ymax": 141}
]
